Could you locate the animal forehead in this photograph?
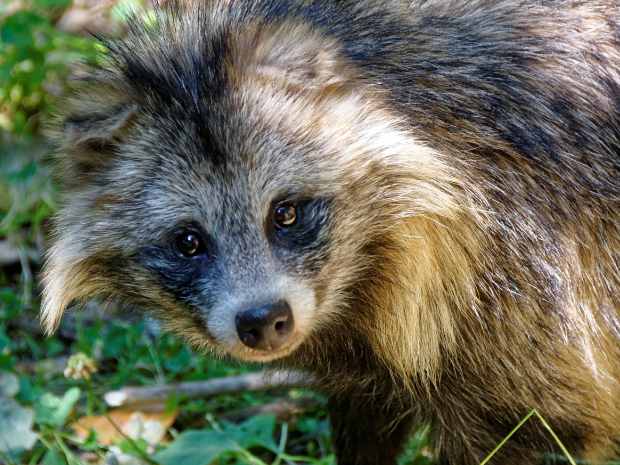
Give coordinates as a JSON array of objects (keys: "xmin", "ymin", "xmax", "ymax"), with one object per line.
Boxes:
[
  {"xmin": 141, "ymin": 90, "xmax": 332, "ymax": 191},
  {"xmin": 137, "ymin": 95, "xmax": 349, "ymax": 228},
  {"xmin": 144, "ymin": 148, "xmax": 289, "ymax": 230}
]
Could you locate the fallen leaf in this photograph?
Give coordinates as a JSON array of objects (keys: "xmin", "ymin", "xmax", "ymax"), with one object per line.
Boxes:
[{"xmin": 70, "ymin": 410, "xmax": 179, "ymax": 446}]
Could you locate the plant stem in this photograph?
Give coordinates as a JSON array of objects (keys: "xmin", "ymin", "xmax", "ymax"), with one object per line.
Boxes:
[
  {"xmin": 279, "ymin": 455, "xmax": 332, "ymax": 464},
  {"xmin": 53, "ymin": 430, "xmax": 85, "ymax": 465},
  {"xmin": 534, "ymin": 411, "xmax": 577, "ymax": 465},
  {"xmin": 37, "ymin": 436, "xmax": 55, "ymax": 452},
  {"xmin": 273, "ymin": 423, "xmax": 296, "ymax": 465},
  {"xmin": 0, "ymin": 448, "xmax": 17, "ymax": 465},
  {"xmin": 28, "ymin": 447, "xmax": 46, "ymax": 465},
  {"xmin": 38, "ymin": 433, "xmax": 81, "ymax": 465},
  {"xmin": 479, "ymin": 410, "xmax": 535, "ymax": 465},
  {"xmin": 479, "ymin": 409, "xmax": 576, "ymax": 465}
]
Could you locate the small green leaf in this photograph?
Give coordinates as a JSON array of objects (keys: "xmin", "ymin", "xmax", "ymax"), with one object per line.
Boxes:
[
  {"xmin": 0, "ymin": 65, "xmax": 11, "ymax": 83},
  {"xmin": 224, "ymin": 414, "xmax": 278, "ymax": 452},
  {"xmin": 6, "ymin": 162, "xmax": 38, "ymax": 183},
  {"xmin": 150, "ymin": 430, "xmax": 236, "ymax": 465},
  {"xmin": 119, "ymin": 438, "xmax": 149, "ymax": 456},
  {"xmin": 55, "ymin": 387, "xmax": 81, "ymax": 423},
  {"xmin": 163, "ymin": 347, "xmax": 192, "ymax": 373},
  {"xmin": 41, "ymin": 449, "xmax": 68, "ymax": 465},
  {"xmin": 0, "ymin": 289, "xmax": 19, "ymax": 304},
  {"xmin": 1, "ymin": 12, "xmax": 45, "ymax": 46},
  {"xmin": 0, "ymin": 397, "xmax": 38, "ymax": 454},
  {"xmin": 101, "ymin": 326, "xmax": 128, "ymax": 358},
  {"xmin": 44, "ymin": 338, "xmax": 64, "ymax": 358},
  {"xmin": 34, "ymin": 393, "xmax": 61, "ymax": 424},
  {"xmin": 164, "ymin": 390, "xmax": 185, "ymax": 414},
  {"xmin": 34, "ymin": 387, "xmax": 80, "ymax": 425},
  {"xmin": 16, "ymin": 377, "xmax": 45, "ymax": 404},
  {"xmin": 76, "ymin": 429, "xmax": 100, "ymax": 452},
  {"xmin": 0, "ymin": 333, "xmax": 11, "ymax": 355},
  {"xmin": 0, "ymin": 372, "xmax": 19, "ymax": 397}
]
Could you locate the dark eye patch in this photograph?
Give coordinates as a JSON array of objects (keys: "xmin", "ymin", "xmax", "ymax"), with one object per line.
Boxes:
[
  {"xmin": 136, "ymin": 224, "xmax": 217, "ymax": 307},
  {"xmin": 268, "ymin": 197, "xmax": 333, "ymax": 272}
]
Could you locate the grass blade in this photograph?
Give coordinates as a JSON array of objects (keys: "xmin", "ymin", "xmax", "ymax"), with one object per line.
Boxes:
[{"xmin": 479, "ymin": 409, "xmax": 576, "ymax": 465}]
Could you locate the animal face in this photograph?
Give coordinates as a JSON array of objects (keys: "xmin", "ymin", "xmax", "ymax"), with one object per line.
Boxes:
[
  {"xmin": 114, "ymin": 103, "xmax": 341, "ymax": 362},
  {"xmin": 42, "ymin": 2, "xmax": 455, "ymax": 363}
]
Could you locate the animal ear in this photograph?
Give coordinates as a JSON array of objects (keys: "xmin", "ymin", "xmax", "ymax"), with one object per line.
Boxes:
[
  {"xmin": 256, "ymin": 49, "xmax": 343, "ymax": 89},
  {"xmin": 42, "ymin": 90, "xmax": 137, "ymax": 332},
  {"xmin": 251, "ymin": 27, "xmax": 345, "ymax": 91},
  {"xmin": 62, "ymin": 103, "xmax": 137, "ymax": 148},
  {"xmin": 50, "ymin": 89, "xmax": 138, "ymax": 176}
]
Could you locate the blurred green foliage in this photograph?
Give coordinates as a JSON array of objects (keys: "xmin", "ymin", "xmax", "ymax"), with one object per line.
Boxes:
[{"xmin": 0, "ymin": 0, "xmax": 97, "ymax": 136}]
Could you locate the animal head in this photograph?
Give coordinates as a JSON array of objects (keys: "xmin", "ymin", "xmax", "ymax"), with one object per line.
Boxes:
[{"xmin": 43, "ymin": 1, "xmax": 462, "ymax": 368}]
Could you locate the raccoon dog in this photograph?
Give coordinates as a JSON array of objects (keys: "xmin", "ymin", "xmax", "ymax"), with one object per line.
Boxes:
[{"xmin": 43, "ymin": 0, "xmax": 620, "ymax": 463}]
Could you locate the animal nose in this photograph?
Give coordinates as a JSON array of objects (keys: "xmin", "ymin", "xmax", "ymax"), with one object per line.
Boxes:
[{"xmin": 235, "ymin": 301, "xmax": 294, "ymax": 351}]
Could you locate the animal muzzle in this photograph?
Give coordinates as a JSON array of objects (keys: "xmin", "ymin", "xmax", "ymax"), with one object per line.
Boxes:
[{"xmin": 235, "ymin": 300, "xmax": 294, "ymax": 351}]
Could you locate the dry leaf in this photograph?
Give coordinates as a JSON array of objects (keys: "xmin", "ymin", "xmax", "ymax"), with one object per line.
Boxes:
[{"xmin": 70, "ymin": 410, "xmax": 179, "ymax": 446}]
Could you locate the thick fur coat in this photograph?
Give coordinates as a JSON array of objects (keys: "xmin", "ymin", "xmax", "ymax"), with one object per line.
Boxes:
[{"xmin": 43, "ymin": 1, "xmax": 620, "ymax": 463}]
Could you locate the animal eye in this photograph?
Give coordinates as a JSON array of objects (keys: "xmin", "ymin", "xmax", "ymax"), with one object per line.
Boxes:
[
  {"xmin": 274, "ymin": 203, "xmax": 298, "ymax": 230},
  {"xmin": 175, "ymin": 232, "xmax": 206, "ymax": 257}
]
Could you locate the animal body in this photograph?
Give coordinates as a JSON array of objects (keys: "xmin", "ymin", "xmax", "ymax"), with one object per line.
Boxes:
[{"xmin": 43, "ymin": 0, "xmax": 620, "ymax": 463}]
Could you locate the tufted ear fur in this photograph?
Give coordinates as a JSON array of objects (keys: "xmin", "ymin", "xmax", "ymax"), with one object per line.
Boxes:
[
  {"xmin": 62, "ymin": 103, "xmax": 137, "ymax": 148},
  {"xmin": 49, "ymin": 88, "xmax": 139, "ymax": 180},
  {"xmin": 256, "ymin": 48, "xmax": 344, "ymax": 89},
  {"xmin": 249, "ymin": 23, "xmax": 347, "ymax": 91}
]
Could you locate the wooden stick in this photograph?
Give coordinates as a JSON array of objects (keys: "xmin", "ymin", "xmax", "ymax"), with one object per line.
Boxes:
[{"xmin": 104, "ymin": 370, "xmax": 311, "ymax": 410}]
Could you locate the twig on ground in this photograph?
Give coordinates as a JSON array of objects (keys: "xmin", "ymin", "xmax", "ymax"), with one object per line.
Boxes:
[{"xmin": 104, "ymin": 370, "xmax": 311, "ymax": 411}]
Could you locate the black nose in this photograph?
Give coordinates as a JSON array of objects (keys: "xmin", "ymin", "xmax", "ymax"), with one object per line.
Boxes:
[{"xmin": 235, "ymin": 301, "xmax": 294, "ymax": 351}]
